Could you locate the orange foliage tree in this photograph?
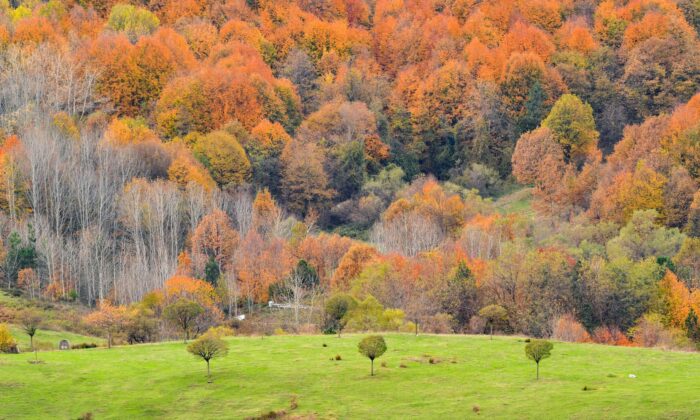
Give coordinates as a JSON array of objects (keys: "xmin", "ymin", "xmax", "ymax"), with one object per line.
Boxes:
[
  {"xmin": 331, "ymin": 243, "xmax": 378, "ymax": 290},
  {"xmin": 191, "ymin": 210, "xmax": 239, "ymax": 278},
  {"xmin": 235, "ymin": 232, "xmax": 294, "ymax": 302},
  {"xmin": 84, "ymin": 300, "xmax": 128, "ymax": 348}
]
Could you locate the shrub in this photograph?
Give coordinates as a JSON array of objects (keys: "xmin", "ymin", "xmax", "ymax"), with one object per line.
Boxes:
[
  {"xmin": 380, "ymin": 308, "xmax": 405, "ymax": 331},
  {"xmin": 298, "ymin": 323, "xmax": 318, "ymax": 335},
  {"xmin": 423, "ymin": 313, "xmax": 454, "ymax": 334},
  {"xmin": 631, "ymin": 313, "xmax": 673, "ymax": 348},
  {"xmin": 399, "ymin": 321, "xmax": 417, "ymax": 333},
  {"xmin": 592, "ymin": 326, "xmax": 632, "ymax": 346},
  {"xmin": 0, "ymin": 324, "xmax": 18, "ymax": 354},
  {"xmin": 468, "ymin": 315, "xmax": 486, "ymax": 334},
  {"xmin": 335, "ymin": 354, "xmax": 342, "ymax": 361},
  {"xmin": 206, "ymin": 326, "xmax": 235, "ymax": 338},
  {"xmin": 273, "ymin": 327, "xmax": 287, "ymax": 336},
  {"xmin": 552, "ymin": 314, "xmax": 591, "ymax": 343},
  {"xmin": 479, "ymin": 305, "xmax": 508, "ymax": 339},
  {"xmin": 631, "ymin": 313, "xmax": 692, "ymax": 350},
  {"xmin": 71, "ymin": 343, "xmax": 98, "ymax": 349},
  {"xmin": 345, "ymin": 296, "xmax": 384, "ymax": 332},
  {"xmin": 324, "ymin": 293, "xmax": 357, "ymax": 336}
]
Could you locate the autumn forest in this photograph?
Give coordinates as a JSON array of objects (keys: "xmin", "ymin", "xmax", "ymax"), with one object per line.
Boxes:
[{"xmin": 0, "ymin": 0, "xmax": 700, "ymax": 351}]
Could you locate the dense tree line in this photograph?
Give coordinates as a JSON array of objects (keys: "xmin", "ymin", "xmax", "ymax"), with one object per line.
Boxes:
[{"xmin": 0, "ymin": 0, "xmax": 699, "ymax": 348}]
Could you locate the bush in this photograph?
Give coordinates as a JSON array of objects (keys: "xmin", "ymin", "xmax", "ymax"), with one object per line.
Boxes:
[
  {"xmin": 592, "ymin": 326, "xmax": 632, "ymax": 346},
  {"xmin": 423, "ymin": 313, "xmax": 454, "ymax": 334},
  {"xmin": 552, "ymin": 314, "xmax": 591, "ymax": 343},
  {"xmin": 71, "ymin": 343, "xmax": 99, "ymax": 349},
  {"xmin": 454, "ymin": 163, "xmax": 503, "ymax": 196},
  {"xmin": 399, "ymin": 321, "xmax": 417, "ymax": 333},
  {"xmin": 631, "ymin": 313, "xmax": 671, "ymax": 348},
  {"xmin": 297, "ymin": 323, "xmax": 318, "ymax": 335},
  {"xmin": 273, "ymin": 327, "xmax": 287, "ymax": 336},
  {"xmin": 125, "ymin": 310, "xmax": 158, "ymax": 344},
  {"xmin": 380, "ymin": 308, "xmax": 405, "ymax": 331},
  {"xmin": 631, "ymin": 313, "xmax": 692, "ymax": 350},
  {"xmin": 0, "ymin": 324, "xmax": 18, "ymax": 354},
  {"xmin": 345, "ymin": 296, "xmax": 384, "ymax": 332},
  {"xmin": 206, "ymin": 325, "xmax": 235, "ymax": 338},
  {"xmin": 468, "ymin": 315, "xmax": 486, "ymax": 334}
]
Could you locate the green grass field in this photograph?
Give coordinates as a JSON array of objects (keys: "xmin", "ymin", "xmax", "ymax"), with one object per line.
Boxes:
[
  {"xmin": 2, "ymin": 334, "xmax": 700, "ymax": 419},
  {"xmin": 495, "ymin": 187, "xmax": 535, "ymax": 218}
]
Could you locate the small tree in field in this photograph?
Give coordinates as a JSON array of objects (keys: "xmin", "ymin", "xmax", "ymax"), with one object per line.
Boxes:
[
  {"xmin": 525, "ymin": 339, "xmax": 553, "ymax": 380},
  {"xmin": 19, "ymin": 309, "xmax": 42, "ymax": 351},
  {"xmin": 164, "ymin": 298, "xmax": 203, "ymax": 342},
  {"xmin": 187, "ymin": 332, "xmax": 229, "ymax": 382},
  {"xmin": 325, "ymin": 294, "xmax": 356, "ymax": 337},
  {"xmin": 358, "ymin": 335, "xmax": 387, "ymax": 376},
  {"xmin": 19, "ymin": 309, "xmax": 42, "ymax": 360},
  {"xmin": 479, "ymin": 304, "xmax": 508, "ymax": 339}
]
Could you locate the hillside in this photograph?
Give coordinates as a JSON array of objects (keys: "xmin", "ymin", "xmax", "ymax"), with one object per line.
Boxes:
[
  {"xmin": 1, "ymin": 2, "xmax": 700, "ymax": 412},
  {"xmin": 0, "ymin": 291, "xmax": 104, "ymax": 350},
  {"xmin": 2, "ymin": 334, "xmax": 700, "ymax": 419}
]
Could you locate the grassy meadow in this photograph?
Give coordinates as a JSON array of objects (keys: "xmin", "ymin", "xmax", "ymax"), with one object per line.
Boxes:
[{"xmin": 1, "ymin": 334, "xmax": 700, "ymax": 419}]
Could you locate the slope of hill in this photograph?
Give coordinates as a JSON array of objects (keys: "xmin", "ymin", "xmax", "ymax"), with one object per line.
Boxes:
[
  {"xmin": 0, "ymin": 291, "xmax": 104, "ymax": 350},
  {"xmin": 1, "ymin": 334, "xmax": 699, "ymax": 419}
]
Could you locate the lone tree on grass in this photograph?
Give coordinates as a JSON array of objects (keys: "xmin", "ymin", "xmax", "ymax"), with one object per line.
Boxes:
[
  {"xmin": 525, "ymin": 339, "xmax": 553, "ymax": 380},
  {"xmin": 325, "ymin": 294, "xmax": 356, "ymax": 337},
  {"xmin": 358, "ymin": 335, "xmax": 387, "ymax": 376},
  {"xmin": 19, "ymin": 309, "xmax": 42, "ymax": 351},
  {"xmin": 187, "ymin": 332, "xmax": 229, "ymax": 383},
  {"xmin": 479, "ymin": 304, "xmax": 508, "ymax": 339},
  {"xmin": 164, "ymin": 298, "xmax": 203, "ymax": 342}
]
